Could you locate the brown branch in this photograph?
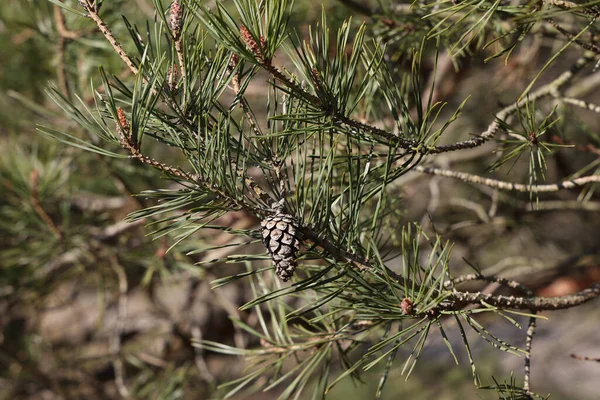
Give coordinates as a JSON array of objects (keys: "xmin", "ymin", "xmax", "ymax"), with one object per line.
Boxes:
[
  {"xmin": 546, "ymin": 18, "xmax": 600, "ymax": 55},
  {"xmin": 53, "ymin": 5, "xmax": 79, "ymax": 97},
  {"xmin": 30, "ymin": 169, "xmax": 63, "ymax": 240},
  {"xmin": 570, "ymin": 353, "xmax": 600, "ymax": 362},
  {"xmin": 336, "ymin": 0, "xmax": 374, "ymax": 17},
  {"xmin": 170, "ymin": 1, "xmax": 186, "ymax": 97},
  {"xmin": 54, "ymin": 5, "xmax": 82, "ymax": 40},
  {"xmin": 116, "ymin": 108, "xmax": 195, "ymax": 181},
  {"xmin": 448, "ymin": 282, "xmax": 600, "ymax": 311},
  {"xmin": 54, "ymin": 31, "xmax": 68, "ymax": 95}
]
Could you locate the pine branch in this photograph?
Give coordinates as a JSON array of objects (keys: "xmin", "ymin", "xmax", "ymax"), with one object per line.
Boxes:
[
  {"xmin": 81, "ymin": 0, "xmax": 140, "ymax": 75},
  {"xmin": 448, "ymin": 282, "xmax": 600, "ymax": 311},
  {"xmin": 415, "ymin": 165, "xmax": 600, "ymax": 193}
]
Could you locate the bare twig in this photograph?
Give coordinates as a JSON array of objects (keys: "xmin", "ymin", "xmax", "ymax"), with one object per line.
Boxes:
[
  {"xmin": 447, "ymin": 273, "xmax": 533, "ymax": 295},
  {"xmin": 448, "ymin": 282, "xmax": 600, "ymax": 311},
  {"xmin": 415, "ymin": 165, "xmax": 600, "ymax": 193},
  {"xmin": 109, "ymin": 257, "xmax": 130, "ymax": 399},
  {"xmin": 523, "ymin": 315, "xmax": 537, "ymax": 395},
  {"xmin": 546, "ymin": 18, "xmax": 600, "ymax": 55},
  {"xmin": 558, "ymin": 96, "xmax": 600, "ymax": 113},
  {"xmin": 570, "ymin": 353, "xmax": 600, "ymax": 362}
]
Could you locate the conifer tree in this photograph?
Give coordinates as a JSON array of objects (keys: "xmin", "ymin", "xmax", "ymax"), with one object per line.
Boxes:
[{"xmin": 4, "ymin": 0, "xmax": 600, "ymax": 398}]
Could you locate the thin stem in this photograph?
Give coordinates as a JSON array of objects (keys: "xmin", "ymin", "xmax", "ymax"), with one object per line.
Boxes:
[
  {"xmin": 559, "ymin": 96, "xmax": 600, "ymax": 113},
  {"xmin": 415, "ymin": 165, "xmax": 600, "ymax": 192},
  {"xmin": 523, "ymin": 315, "xmax": 537, "ymax": 395},
  {"xmin": 447, "ymin": 274, "xmax": 533, "ymax": 295},
  {"xmin": 83, "ymin": 1, "xmax": 139, "ymax": 75},
  {"xmin": 570, "ymin": 353, "xmax": 600, "ymax": 362},
  {"xmin": 30, "ymin": 169, "xmax": 63, "ymax": 241},
  {"xmin": 448, "ymin": 282, "xmax": 600, "ymax": 311},
  {"xmin": 109, "ymin": 256, "xmax": 130, "ymax": 399}
]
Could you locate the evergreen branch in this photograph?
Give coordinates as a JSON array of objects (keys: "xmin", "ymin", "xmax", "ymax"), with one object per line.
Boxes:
[
  {"xmin": 259, "ymin": 54, "xmax": 591, "ymax": 155},
  {"xmin": 415, "ymin": 165, "xmax": 600, "ymax": 192},
  {"xmin": 116, "ymin": 108, "xmax": 196, "ymax": 182},
  {"xmin": 259, "ymin": 62, "xmax": 419, "ymax": 150}
]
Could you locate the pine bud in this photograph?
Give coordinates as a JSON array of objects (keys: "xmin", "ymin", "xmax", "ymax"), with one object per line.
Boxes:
[
  {"xmin": 260, "ymin": 211, "xmax": 300, "ymax": 281},
  {"xmin": 311, "ymin": 68, "xmax": 321, "ymax": 91},
  {"xmin": 400, "ymin": 298, "xmax": 414, "ymax": 315},
  {"xmin": 117, "ymin": 107, "xmax": 129, "ymax": 133},
  {"xmin": 169, "ymin": 0, "xmax": 183, "ymax": 35}
]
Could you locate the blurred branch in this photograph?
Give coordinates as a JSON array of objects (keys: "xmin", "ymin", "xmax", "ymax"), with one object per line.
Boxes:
[
  {"xmin": 109, "ymin": 256, "xmax": 130, "ymax": 399},
  {"xmin": 336, "ymin": 0, "xmax": 373, "ymax": 17},
  {"xmin": 570, "ymin": 353, "xmax": 600, "ymax": 362},
  {"xmin": 30, "ymin": 169, "xmax": 63, "ymax": 241}
]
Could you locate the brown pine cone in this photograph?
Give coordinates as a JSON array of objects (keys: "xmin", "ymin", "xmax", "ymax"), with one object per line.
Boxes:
[{"xmin": 260, "ymin": 212, "xmax": 300, "ymax": 281}]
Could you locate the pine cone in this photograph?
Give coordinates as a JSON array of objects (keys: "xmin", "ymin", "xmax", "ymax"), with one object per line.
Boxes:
[{"xmin": 260, "ymin": 211, "xmax": 300, "ymax": 281}]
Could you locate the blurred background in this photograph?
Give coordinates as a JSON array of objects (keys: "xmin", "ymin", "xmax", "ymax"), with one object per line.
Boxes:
[{"xmin": 1, "ymin": 0, "xmax": 600, "ymax": 399}]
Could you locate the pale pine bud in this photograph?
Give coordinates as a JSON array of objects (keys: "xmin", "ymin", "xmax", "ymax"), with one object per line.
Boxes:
[{"xmin": 169, "ymin": 0, "xmax": 183, "ymax": 35}]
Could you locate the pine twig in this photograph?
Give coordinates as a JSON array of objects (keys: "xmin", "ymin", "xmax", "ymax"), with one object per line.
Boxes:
[
  {"xmin": 81, "ymin": 0, "xmax": 139, "ymax": 75},
  {"xmin": 448, "ymin": 282, "xmax": 600, "ymax": 311},
  {"xmin": 570, "ymin": 353, "xmax": 600, "ymax": 362},
  {"xmin": 558, "ymin": 96, "xmax": 600, "ymax": 113},
  {"xmin": 115, "ymin": 108, "xmax": 196, "ymax": 181},
  {"xmin": 523, "ymin": 315, "xmax": 537, "ymax": 395},
  {"xmin": 170, "ymin": 1, "xmax": 186, "ymax": 98},
  {"xmin": 415, "ymin": 165, "xmax": 600, "ymax": 193},
  {"xmin": 447, "ymin": 274, "xmax": 533, "ymax": 295}
]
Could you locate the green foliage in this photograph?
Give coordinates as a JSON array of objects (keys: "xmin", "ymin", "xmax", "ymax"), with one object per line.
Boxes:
[{"xmin": 3, "ymin": 0, "xmax": 600, "ymax": 398}]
